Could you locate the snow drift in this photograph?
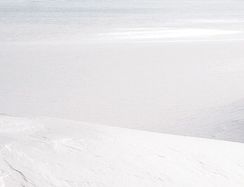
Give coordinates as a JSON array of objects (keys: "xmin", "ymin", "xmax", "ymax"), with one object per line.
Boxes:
[{"xmin": 0, "ymin": 115, "xmax": 244, "ymax": 187}]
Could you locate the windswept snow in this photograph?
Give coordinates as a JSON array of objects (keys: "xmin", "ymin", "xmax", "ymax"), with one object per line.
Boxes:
[{"xmin": 0, "ymin": 115, "xmax": 244, "ymax": 187}]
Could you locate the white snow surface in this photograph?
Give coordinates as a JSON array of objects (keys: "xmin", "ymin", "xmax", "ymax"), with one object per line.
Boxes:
[
  {"xmin": 1, "ymin": 41, "xmax": 244, "ymax": 143},
  {"xmin": 1, "ymin": 0, "xmax": 244, "ymax": 144},
  {"xmin": 0, "ymin": 115, "xmax": 244, "ymax": 187}
]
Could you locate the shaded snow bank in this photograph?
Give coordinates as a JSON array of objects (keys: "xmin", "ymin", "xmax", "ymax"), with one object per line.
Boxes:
[
  {"xmin": 158, "ymin": 100, "xmax": 244, "ymax": 143},
  {"xmin": 0, "ymin": 115, "xmax": 244, "ymax": 187}
]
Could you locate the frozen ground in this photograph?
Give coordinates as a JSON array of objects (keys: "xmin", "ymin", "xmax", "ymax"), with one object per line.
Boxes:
[{"xmin": 0, "ymin": 115, "xmax": 244, "ymax": 187}]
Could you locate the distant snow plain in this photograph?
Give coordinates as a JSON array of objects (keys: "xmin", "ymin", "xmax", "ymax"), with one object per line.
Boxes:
[
  {"xmin": 1, "ymin": 35, "xmax": 244, "ymax": 142},
  {"xmin": 1, "ymin": 0, "xmax": 244, "ymax": 142}
]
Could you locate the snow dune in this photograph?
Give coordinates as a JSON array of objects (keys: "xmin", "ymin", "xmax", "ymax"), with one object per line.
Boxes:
[{"xmin": 0, "ymin": 115, "xmax": 244, "ymax": 187}]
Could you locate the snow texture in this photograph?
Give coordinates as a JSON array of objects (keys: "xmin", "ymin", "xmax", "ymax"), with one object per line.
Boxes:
[{"xmin": 0, "ymin": 115, "xmax": 244, "ymax": 187}]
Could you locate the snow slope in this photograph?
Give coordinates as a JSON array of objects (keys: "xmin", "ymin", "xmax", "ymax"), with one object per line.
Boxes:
[
  {"xmin": 157, "ymin": 99, "xmax": 244, "ymax": 143},
  {"xmin": 0, "ymin": 115, "xmax": 244, "ymax": 187}
]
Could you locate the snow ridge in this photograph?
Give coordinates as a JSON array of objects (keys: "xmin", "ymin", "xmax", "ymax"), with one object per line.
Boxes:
[{"xmin": 0, "ymin": 115, "xmax": 244, "ymax": 186}]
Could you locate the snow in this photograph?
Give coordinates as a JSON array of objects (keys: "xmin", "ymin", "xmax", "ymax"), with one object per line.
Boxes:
[
  {"xmin": 1, "ymin": 0, "xmax": 244, "ymax": 143},
  {"xmin": 97, "ymin": 28, "xmax": 242, "ymax": 42},
  {"xmin": 1, "ymin": 40, "xmax": 244, "ymax": 143},
  {"xmin": 0, "ymin": 115, "xmax": 244, "ymax": 187},
  {"xmin": 1, "ymin": 1, "xmax": 244, "ymax": 185}
]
